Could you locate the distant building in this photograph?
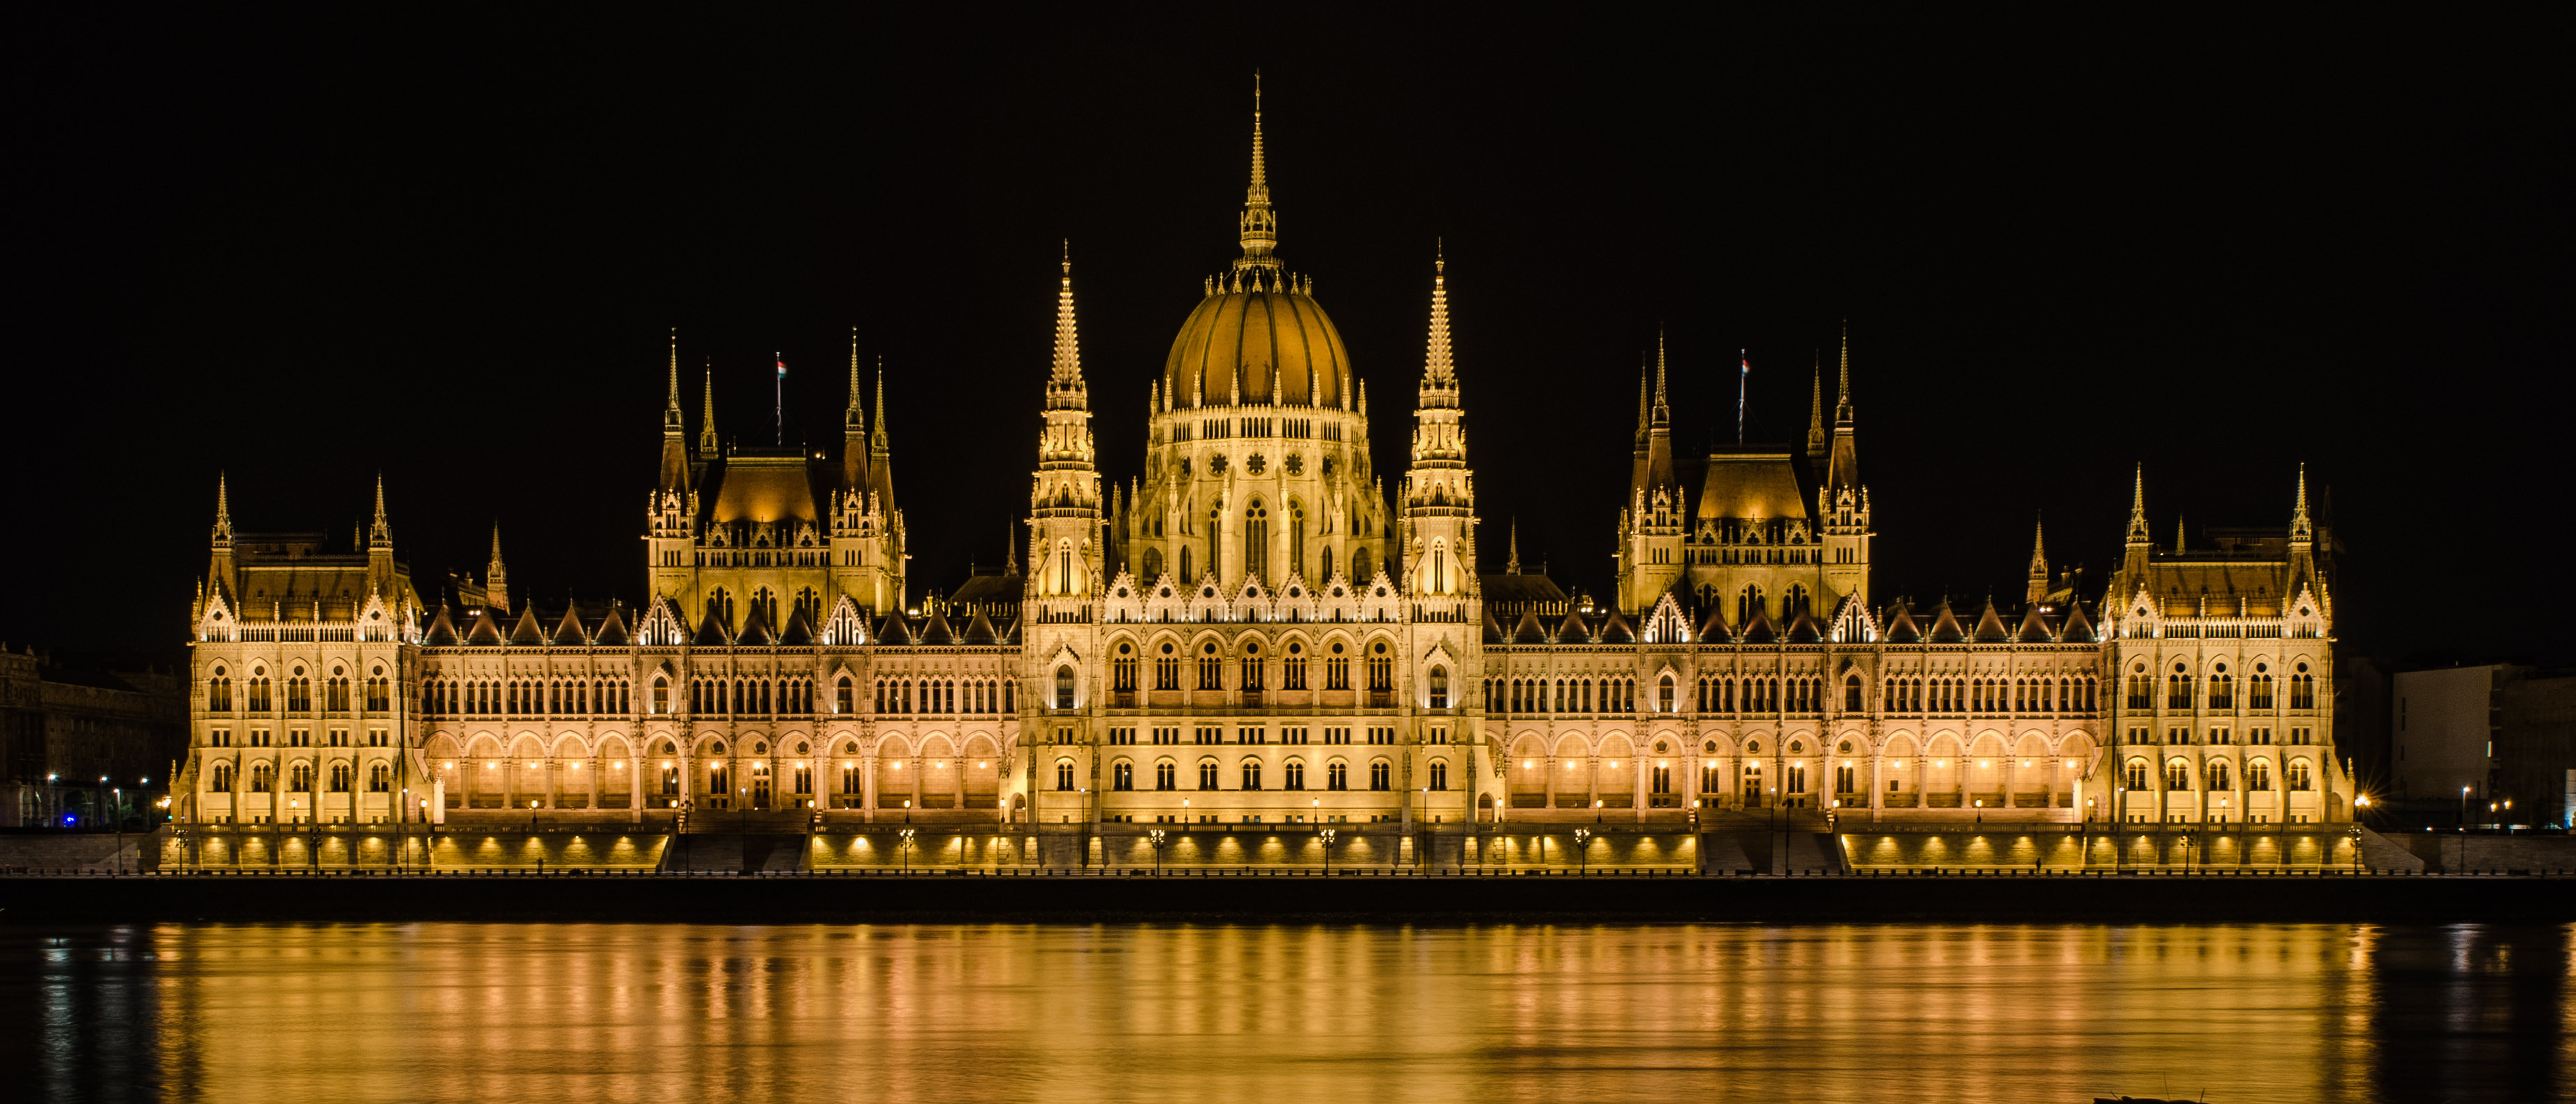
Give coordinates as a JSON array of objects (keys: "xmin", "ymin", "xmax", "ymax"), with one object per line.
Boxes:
[
  {"xmin": 2496, "ymin": 669, "xmax": 2576, "ymax": 828},
  {"xmin": 2336, "ymin": 653, "xmax": 2393, "ymax": 792},
  {"xmin": 0, "ymin": 647, "xmax": 188, "ymax": 827}
]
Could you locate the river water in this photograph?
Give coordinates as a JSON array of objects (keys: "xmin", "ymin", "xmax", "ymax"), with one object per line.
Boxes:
[{"xmin": 1, "ymin": 922, "xmax": 2566, "ymax": 1103}]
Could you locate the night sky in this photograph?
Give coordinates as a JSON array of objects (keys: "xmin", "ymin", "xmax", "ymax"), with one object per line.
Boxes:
[{"xmin": 8, "ymin": 11, "xmax": 2567, "ymax": 667}]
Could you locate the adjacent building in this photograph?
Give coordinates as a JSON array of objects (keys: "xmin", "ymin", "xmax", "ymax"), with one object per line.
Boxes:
[{"xmin": 0, "ymin": 647, "xmax": 188, "ymax": 827}]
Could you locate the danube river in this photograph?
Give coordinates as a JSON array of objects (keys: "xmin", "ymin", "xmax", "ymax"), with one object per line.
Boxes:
[{"xmin": 1, "ymin": 922, "xmax": 2565, "ymax": 1103}]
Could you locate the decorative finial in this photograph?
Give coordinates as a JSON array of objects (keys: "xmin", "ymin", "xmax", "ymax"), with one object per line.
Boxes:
[
  {"xmin": 872, "ymin": 356, "xmax": 890, "ymax": 455},
  {"xmin": 1235, "ymin": 72, "xmax": 1280, "ymax": 271},
  {"xmin": 212, "ymin": 472, "xmax": 233, "ymax": 542},
  {"xmin": 2125, "ymin": 463, "xmax": 2151, "ymax": 545},
  {"xmin": 847, "ymin": 327, "xmax": 863, "ymax": 425},
  {"xmin": 698, "ymin": 358, "xmax": 718, "ymax": 456},
  {"xmin": 369, "ymin": 473, "xmax": 390, "ymax": 545},
  {"xmin": 1651, "ymin": 328, "xmax": 1670, "ymax": 425},
  {"xmin": 1421, "ymin": 249, "xmax": 1454, "ymax": 387},
  {"xmin": 1052, "ymin": 243, "xmax": 1083, "ymax": 392},
  {"xmin": 665, "ymin": 327, "xmax": 681, "ymax": 413}
]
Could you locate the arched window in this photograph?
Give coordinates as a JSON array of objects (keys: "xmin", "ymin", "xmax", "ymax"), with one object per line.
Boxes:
[
  {"xmin": 210, "ymin": 762, "xmax": 235, "ymax": 790},
  {"xmin": 1428, "ymin": 665, "xmax": 1449, "ymax": 709},
  {"xmin": 1366, "ymin": 642, "xmax": 1393, "ymax": 692},
  {"xmin": 1784, "ymin": 584, "xmax": 1808, "ymax": 618},
  {"xmin": 1241, "ymin": 760, "xmax": 1263, "ymax": 790},
  {"xmin": 2290, "ymin": 663, "xmax": 2315, "ymax": 709},
  {"xmin": 2248, "ymin": 760, "xmax": 2273, "ymax": 790},
  {"xmin": 328, "ymin": 763, "xmax": 352, "ymax": 793},
  {"xmin": 1844, "ymin": 674, "xmax": 1864, "ymax": 712},
  {"xmin": 2167, "ymin": 662, "xmax": 2193, "ymax": 709},
  {"xmin": 1155, "ymin": 760, "xmax": 1177, "ymax": 790},
  {"xmin": 2209, "ymin": 662, "xmax": 2234, "ymax": 710},
  {"xmin": 1113, "ymin": 644, "xmax": 1139, "ymax": 693},
  {"xmin": 2126, "ymin": 663, "xmax": 2152, "ymax": 709},
  {"xmin": 1658, "ymin": 675, "xmax": 1676, "ymax": 713},
  {"xmin": 1289, "ymin": 501, "xmax": 1306, "ymax": 580},
  {"xmin": 1055, "ymin": 761, "xmax": 1076, "ymax": 791},
  {"xmin": 1322, "ymin": 545, "xmax": 1335, "ymax": 582},
  {"xmin": 1368, "ymin": 760, "xmax": 1392, "ymax": 791},
  {"xmin": 2250, "ymin": 663, "xmax": 2275, "ymax": 709},
  {"xmin": 1198, "ymin": 760, "xmax": 1220, "ymax": 790},
  {"xmin": 1738, "ymin": 584, "xmax": 1765, "ymax": 626},
  {"xmin": 1058, "ymin": 540, "xmax": 1075, "ymax": 596},
  {"xmin": 2208, "ymin": 760, "xmax": 2232, "ymax": 791},
  {"xmin": 1428, "ymin": 542, "xmax": 1446, "ymax": 594},
  {"xmin": 2286, "ymin": 758, "xmax": 2313, "ymax": 791},
  {"xmin": 1327, "ymin": 761, "xmax": 1349, "ymax": 790},
  {"xmin": 209, "ymin": 670, "xmax": 233, "ymax": 712},
  {"xmin": 1180, "ymin": 545, "xmax": 1194, "ymax": 584},
  {"xmin": 369, "ymin": 763, "xmax": 390, "ymax": 793},
  {"xmin": 288, "ymin": 763, "xmax": 313, "ymax": 793},
  {"xmin": 1055, "ymin": 666, "xmax": 1075, "ymax": 710},
  {"xmin": 2123, "ymin": 758, "xmax": 2149, "ymax": 791},
  {"xmin": 1112, "ymin": 762, "xmax": 1134, "ymax": 790},
  {"xmin": 1199, "ymin": 643, "xmax": 1223, "ymax": 691},
  {"xmin": 2164, "ymin": 760, "xmax": 2191, "ymax": 791},
  {"xmin": 1245, "ymin": 502, "xmax": 1268, "ymax": 580},
  {"xmin": 1429, "ymin": 760, "xmax": 1449, "ymax": 790},
  {"xmin": 835, "ymin": 677, "xmax": 853, "ymax": 714},
  {"xmin": 1352, "ymin": 547, "xmax": 1372, "ymax": 582}
]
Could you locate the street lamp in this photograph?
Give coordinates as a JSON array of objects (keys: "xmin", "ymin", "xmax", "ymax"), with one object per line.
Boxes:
[
  {"xmin": 1320, "ymin": 827, "xmax": 1336, "ymax": 876},
  {"xmin": 899, "ymin": 827, "xmax": 916, "ymax": 873},
  {"xmin": 2460, "ymin": 785, "xmax": 2471, "ymax": 832},
  {"xmin": 1573, "ymin": 826, "xmax": 1591, "ymax": 876},
  {"xmin": 1149, "ymin": 829, "xmax": 1167, "ymax": 876}
]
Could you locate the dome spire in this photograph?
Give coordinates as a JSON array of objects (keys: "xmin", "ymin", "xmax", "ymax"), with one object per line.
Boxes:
[
  {"xmin": 1235, "ymin": 72, "xmax": 1280, "ymax": 272},
  {"xmin": 1421, "ymin": 241, "xmax": 1455, "ymax": 388},
  {"xmin": 1052, "ymin": 240, "xmax": 1084, "ymax": 395}
]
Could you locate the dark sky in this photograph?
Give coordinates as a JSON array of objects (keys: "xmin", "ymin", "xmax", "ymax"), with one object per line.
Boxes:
[{"xmin": 6, "ymin": 10, "xmax": 2568, "ymax": 667}]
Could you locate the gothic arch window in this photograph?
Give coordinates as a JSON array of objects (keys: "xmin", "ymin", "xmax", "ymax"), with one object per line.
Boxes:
[
  {"xmin": 835, "ymin": 676, "xmax": 854, "ymax": 714},
  {"xmin": 1058, "ymin": 539, "xmax": 1076, "ymax": 596},
  {"xmin": 1322, "ymin": 545, "xmax": 1335, "ymax": 581},
  {"xmin": 2123, "ymin": 758, "xmax": 2149, "ymax": 791},
  {"xmin": 1352, "ymin": 547, "xmax": 1373, "ymax": 582},
  {"xmin": 1289, "ymin": 501, "xmax": 1306, "ymax": 580},
  {"xmin": 1785, "ymin": 584, "xmax": 1808, "ymax": 618},
  {"xmin": 1658, "ymin": 674, "xmax": 1676, "ymax": 713},
  {"xmin": 1180, "ymin": 546, "xmax": 1193, "ymax": 584},
  {"xmin": 1738, "ymin": 585, "xmax": 1765, "ymax": 626},
  {"xmin": 1245, "ymin": 501, "xmax": 1268, "ymax": 580},
  {"xmin": 1428, "ymin": 665, "xmax": 1449, "ymax": 709},
  {"xmin": 1844, "ymin": 674, "xmax": 1864, "ymax": 712}
]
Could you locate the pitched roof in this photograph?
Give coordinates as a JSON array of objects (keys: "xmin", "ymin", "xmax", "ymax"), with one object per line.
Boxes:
[
  {"xmin": 1512, "ymin": 610, "xmax": 1549, "ymax": 645},
  {"xmin": 777, "ymin": 605, "xmax": 815, "ymax": 647},
  {"xmin": 423, "ymin": 604, "xmax": 460, "ymax": 646},
  {"xmin": 552, "ymin": 605, "xmax": 589, "ymax": 646},
  {"xmin": 1597, "ymin": 610, "xmax": 1637, "ymax": 645},
  {"xmin": 592, "ymin": 605, "xmax": 631, "ymax": 646},
  {"xmin": 874, "ymin": 614, "xmax": 913, "ymax": 646},
  {"xmin": 2057, "ymin": 600, "xmax": 2097, "ymax": 644},
  {"xmin": 1554, "ymin": 608, "xmax": 1593, "ymax": 644},
  {"xmin": 1882, "ymin": 603, "xmax": 1921, "ymax": 644},
  {"xmin": 693, "ymin": 608, "xmax": 733, "ymax": 646},
  {"xmin": 508, "ymin": 605, "xmax": 547, "ymax": 645},
  {"xmin": 1971, "ymin": 599, "xmax": 2011, "ymax": 643},
  {"xmin": 2015, "ymin": 605, "xmax": 2056, "ymax": 644},
  {"xmin": 918, "ymin": 610, "xmax": 956, "ymax": 645}
]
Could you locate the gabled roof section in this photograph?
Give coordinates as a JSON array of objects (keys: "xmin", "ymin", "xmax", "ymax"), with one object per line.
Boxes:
[
  {"xmin": 874, "ymin": 613, "xmax": 914, "ymax": 646},
  {"xmin": 1971, "ymin": 599, "xmax": 2011, "ymax": 643},
  {"xmin": 465, "ymin": 608, "xmax": 505, "ymax": 646},
  {"xmin": 963, "ymin": 610, "xmax": 1000, "ymax": 645},
  {"xmin": 1554, "ymin": 608, "xmax": 1593, "ymax": 644},
  {"xmin": 552, "ymin": 605, "xmax": 590, "ymax": 646},
  {"xmin": 1512, "ymin": 609, "xmax": 1549, "ymax": 645},
  {"xmin": 1738, "ymin": 604, "xmax": 1777, "ymax": 645},
  {"xmin": 1484, "ymin": 609, "xmax": 1508, "ymax": 645},
  {"xmin": 424, "ymin": 604, "xmax": 460, "ymax": 646},
  {"xmin": 1926, "ymin": 601, "xmax": 1966, "ymax": 643},
  {"xmin": 777, "ymin": 605, "xmax": 816, "ymax": 647},
  {"xmin": 694, "ymin": 608, "xmax": 733, "ymax": 647},
  {"xmin": 1695, "ymin": 602, "xmax": 1734, "ymax": 645},
  {"xmin": 997, "ymin": 616, "xmax": 1022, "ymax": 645},
  {"xmin": 1784, "ymin": 608, "xmax": 1823, "ymax": 645},
  {"xmin": 593, "ymin": 604, "xmax": 631, "ymax": 646},
  {"xmin": 509, "ymin": 605, "xmax": 547, "ymax": 645},
  {"xmin": 918, "ymin": 610, "xmax": 956, "ymax": 645},
  {"xmin": 2015, "ymin": 604, "xmax": 2056, "ymax": 644},
  {"xmin": 2057, "ymin": 599, "xmax": 2097, "ymax": 644},
  {"xmin": 1597, "ymin": 610, "xmax": 1637, "ymax": 645},
  {"xmin": 738, "ymin": 602, "xmax": 777, "ymax": 646},
  {"xmin": 1881, "ymin": 603, "xmax": 1920, "ymax": 644}
]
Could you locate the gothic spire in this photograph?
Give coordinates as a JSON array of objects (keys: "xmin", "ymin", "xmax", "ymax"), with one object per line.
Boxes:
[
  {"xmin": 846, "ymin": 327, "xmax": 864, "ymax": 427},
  {"xmin": 1805, "ymin": 352, "xmax": 1828, "ymax": 471},
  {"xmin": 2125, "ymin": 464, "xmax": 2151, "ymax": 545},
  {"xmin": 2290, "ymin": 463, "xmax": 2313, "ymax": 542},
  {"xmin": 1421, "ymin": 243, "xmax": 1455, "ymax": 388},
  {"xmin": 485, "ymin": 522, "xmax": 509, "ymax": 614},
  {"xmin": 1634, "ymin": 355, "xmax": 1651, "ymax": 444},
  {"xmin": 664, "ymin": 327, "xmax": 683, "ymax": 429},
  {"xmin": 1651, "ymin": 330, "xmax": 1671, "ymax": 427},
  {"xmin": 698, "ymin": 362, "xmax": 719, "ymax": 457},
  {"xmin": 1507, "ymin": 518, "xmax": 1521, "ymax": 575},
  {"xmin": 871, "ymin": 360, "xmax": 891, "ymax": 457},
  {"xmin": 1835, "ymin": 318, "xmax": 1854, "ymax": 423},
  {"xmin": 2025, "ymin": 515, "xmax": 2049, "ymax": 604},
  {"xmin": 1234, "ymin": 72, "xmax": 1280, "ymax": 272},
  {"xmin": 1051, "ymin": 240, "xmax": 1087, "ymax": 399},
  {"xmin": 369, "ymin": 473, "xmax": 391, "ymax": 547},
  {"xmin": 212, "ymin": 472, "xmax": 233, "ymax": 543}
]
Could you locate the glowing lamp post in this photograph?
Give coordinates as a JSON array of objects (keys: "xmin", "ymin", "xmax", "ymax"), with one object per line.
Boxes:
[
  {"xmin": 1149, "ymin": 829, "xmax": 1167, "ymax": 876},
  {"xmin": 899, "ymin": 827, "xmax": 916, "ymax": 873},
  {"xmin": 1573, "ymin": 826, "xmax": 1591, "ymax": 876},
  {"xmin": 1320, "ymin": 828, "xmax": 1336, "ymax": 876}
]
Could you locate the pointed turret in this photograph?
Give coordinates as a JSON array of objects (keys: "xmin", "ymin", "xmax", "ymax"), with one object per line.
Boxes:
[
  {"xmin": 697, "ymin": 364, "xmax": 719, "ymax": 459},
  {"xmin": 658, "ymin": 330, "xmax": 691, "ymax": 493},
  {"xmin": 1630, "ymin": 354, "xmax": 1652, "ymax": 493},
  {"xmin": 1029, "ymin": 250, "xmax": 1099, "ymax": 601},
  {"xmin": 1506, "ymin": 519, "xmax": 1521, "ymax": 575},
  {"xmin": 2290, "ymin": 462, "xmax": 2313, "ymax": 543},
  {"xmin": 2125, "ymin": 464, "xmax": 2151, "ymax": 546},
  {"xmin": 368, "ymin": 474, "xmax": 392, "ymax": 548},
  {"xmin": 2174, "ymin": 514, "xmax": 2186, "ymax": 554},
  {"xmin": 1234, "ymin": 73, "xmax": 1281, "ymax": 273},
  {"xmin": 207, "ymin": 473, "xmax": 237, "ymax": 601},
  {"xmin": 212, "ymin": 472, "xmax": 234, "ymax": 544},
  {"xmin": 2025, "ymin": 515, "xmax": 2049, "ymax": 605},
  {"xmin": 1400, "ymin": 249, "xmax": 1475, "ymax": 601},
  {"xmin": 1825, "ymin": 323, "xmax": 1859, "ymax": 492},
  {"xmin": 486, "ymin": 524, "xmax": 509, "ymax": 614},
  {"xmin": 840, "ymin": 328, "xmax": 868, "ymax": 495},
  {"xmin": 868, "ymin": 361, "xmax": 897, "ymax": 518},
  {"xmin": 1643, "ymin": 330, "xmax": 1674, "ymax": 492}
]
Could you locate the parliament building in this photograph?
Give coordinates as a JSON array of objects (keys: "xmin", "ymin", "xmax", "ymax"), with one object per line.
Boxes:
[{"xmin": 173, "ymin": 101, "xmax": 2355, "ymax": 869}]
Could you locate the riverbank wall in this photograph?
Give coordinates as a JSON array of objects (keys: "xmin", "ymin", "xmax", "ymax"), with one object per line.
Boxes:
[{"xmin": 3, "ymin": 869, "xmax": 2570, "ymax": 925}]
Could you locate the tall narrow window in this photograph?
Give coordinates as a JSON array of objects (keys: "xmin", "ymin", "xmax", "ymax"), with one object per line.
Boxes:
[
  {"xmin": 1289, "ymin": 502, "xmax": 1305, "ymax": 580},
  {"xmin": 1428, "ymin": 665, "xmax": 1449, "ymax": 709},
  {"xmin": 1055, "ymin": 666, "xmax": 1075, "ymax": 709},
  {"xmin": 1245, "ymin": 502, "xmax": 1268, "ymax": 581}
]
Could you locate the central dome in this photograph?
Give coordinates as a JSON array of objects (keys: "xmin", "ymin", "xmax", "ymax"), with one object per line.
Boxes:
[{"xmin": 1162, "ymin": 285, "xmax": 1350, "ymax": 409}]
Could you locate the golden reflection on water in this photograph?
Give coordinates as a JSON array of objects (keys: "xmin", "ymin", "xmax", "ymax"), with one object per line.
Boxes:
[{"xmin": 8, "ymin": 922, "xmax": 2563, "ymax": 1102}]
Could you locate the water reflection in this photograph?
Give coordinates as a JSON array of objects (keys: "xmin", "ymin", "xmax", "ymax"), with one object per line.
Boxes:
[{"xmin": 0, "ymin": 922, "xmax": 2563, "ymax": 1103}]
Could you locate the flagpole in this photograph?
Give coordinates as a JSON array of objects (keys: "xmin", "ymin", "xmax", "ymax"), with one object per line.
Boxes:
[{"xmin": 1737, "ymin": 349, "xmax": 1748, "ymax": 445}]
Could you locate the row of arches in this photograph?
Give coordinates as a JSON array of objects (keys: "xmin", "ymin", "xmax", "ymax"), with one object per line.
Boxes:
[
  {"xmin": 1077, "ymin": 754, "xmax": 1423, "ymax": 793},
  {"xmin": 2124, "ymin": 756, "xmax": 2315, "ymax": 793},
  {"xmin": 874, "ymin": 677, "xmax": 1010, "ymax": 715},
  {"xmin": 205, "ymin": 759, "xmax": 392, "ymax": 794},
  {"xmin": 423, "ymin": 677, "xmax": 634, "ymax": 717},
  {"xmin": 2128, "ymin": 659, "xmax": 2318, "ymax": 711},
  {"xmin": 1488, "ymin": 677, "xmax": 1639, "ymax": 715},
  {"xmin": 206, "ymin": 661, "xmax": 391, "ymax": 714}
]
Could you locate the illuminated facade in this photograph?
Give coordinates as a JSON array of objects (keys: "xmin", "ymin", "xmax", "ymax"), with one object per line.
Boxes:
[{"xmin": 173, "ymin": 102, "xmax": 2353, "ymax": 841}]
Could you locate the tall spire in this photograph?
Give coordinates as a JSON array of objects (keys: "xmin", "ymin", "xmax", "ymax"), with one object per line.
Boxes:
[
  {"xmin": 369, "ymin": 473, "xmax": 391, "ymax": 547},
  {"xmin": 2025, "ymin": 515, "xmax": 2049, "ymax": 605},
  {"xmin": 1051, "ymin": 240, "xmax": 1085, "ymax": 394},
  {"xmin": 1634, "ymin": 355, "xmax": 1651, "ymax": 443},
  {"xmin": 860, "ymin": 327, "xmax": 881, "ymax": 427},
  {"xmin": 1235, "ymin": 72, "xmax": 1280, "ymax": 271},
  {"xmin": 2290, "ymin": 463, "xmax": 2313, "ymax": 541},
  {"xmin": 698, "ymin": 362, "xmax": 719, "ymax": 457},
  {"xmin": 2125, "ymin": 464, "xmax": 2151, "ymax": 545},
  {"xmin": 871, "ymin": 360, "xmax": 891, "ymax": 457},
  {"xmin": 663, "ymin": 327, "xmax": 683, "ymax": 428},
  {"xmin": 486, "ymin": 523, "xmax": 509, "ymax": 614},
  {"xmin": 1506, "ymin": 518, "xmax": 1521, "ymax": 575},
  {"xmin": 1651, "ymin": 330, "xmax": 1671, "ymax": 427},
  {"xmin": 1421, "ymin": 242, "xmax": 1455, "ymax": 387},
  {"xmin": 2174, "ymin": 514, "xmax": 2186, "ymax": 554},
  {"xmin": 1835, "ymin": 319, "xmax": 1853, "ymax": 423},
  {"xmin": 210, "ymin": 472, "xmax": 234, "ymax": 544}
]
